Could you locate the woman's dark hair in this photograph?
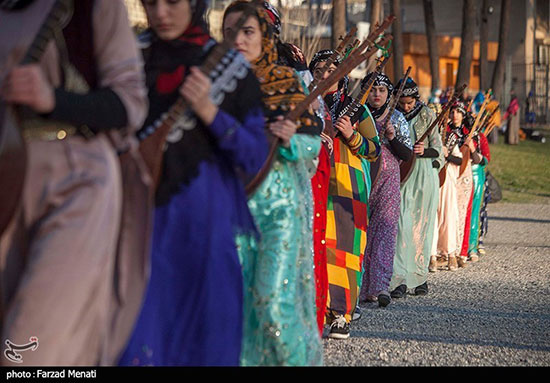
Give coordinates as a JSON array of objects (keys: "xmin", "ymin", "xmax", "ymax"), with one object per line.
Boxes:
[
  {"xmin": 222, "ymin": 0, "xmax": 259, "ymax": 30},
  {"xmin": 223, "ymin": 1, "xmax": 307, "ymax": 71}
]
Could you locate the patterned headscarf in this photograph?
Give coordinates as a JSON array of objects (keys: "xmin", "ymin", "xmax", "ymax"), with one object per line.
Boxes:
[
  {"xmin": 361, "ymin": 71, "xmax": 394, "ymax": 94},
  {"xmin": 308, "ymin": 49, "xmax": 341, "ymax": 73},
  {"xmin": 309, "ymin": 49, "xmax": 349, "ymax": 122},
  {"xmin": 262, "ymin": 0, "xmax": 281, "ymax": 36},
  {"xmin": 447, "ymin": 100, "xmax": 475, "ymax": 147},
  {"xmin": 396, "ymin": 77, "xmax": 420, "ymax": 99},
  {"xmin": 451, "ymin": 100, "xmax": 467, "ymax": 116},
  {"xmin": 395, "ymin": 77, "xmax": 424, "ymax": 121},
  {"xmin": 224, "ymin": 1, "xmax": 320, "ymax": 134},
  {"xmin": 363, "ymin": 72, "xmax": 394, "ymax": 120},
  {"xmin": 260, "ymin": 1, "xmax": 306, "ymax": 70}
]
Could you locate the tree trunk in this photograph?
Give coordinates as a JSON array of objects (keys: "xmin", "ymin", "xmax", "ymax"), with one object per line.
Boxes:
[
  {"xmin": 489, "ymin": 0, "xmax": 511, "ymax": 143},
  {"xmin": 491, "ymin": 0, "xmax": 511, "ymax": 102},
  {"xmin": 390, "ymin": 0, "xmax": 404, "ymax": 80},
  {"xmin": 456, "ymin": 0, "xmax": 476, "ymax": 91},
  {"xmin": 422, "ymin": 0, "xmax": 440, "ymax": 91},
  {"xmin": 479, "ymin": 0, "xmax": 490, "ymax": 91},
  {"xmin": 367, "ymin": 0, "xmax": 383, "ymax": 71},
  {"xmin": 332, "ymin": 0, "xmax": 347, "ymax": 49}
]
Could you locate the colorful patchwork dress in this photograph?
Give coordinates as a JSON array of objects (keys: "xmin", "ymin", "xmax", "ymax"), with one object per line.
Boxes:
[{"xmin": 324, "ymin": 93, "xmax": 380, "ymax": 323}]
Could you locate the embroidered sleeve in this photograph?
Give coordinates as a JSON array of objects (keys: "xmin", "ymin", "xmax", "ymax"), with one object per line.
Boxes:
[
  {"xmin": 391, "ymin": 110, "xmax": 413, "ymax": 149},
  {"xmin": 353, "ymin": 108, "xmax": 381, "ymax": 161}
]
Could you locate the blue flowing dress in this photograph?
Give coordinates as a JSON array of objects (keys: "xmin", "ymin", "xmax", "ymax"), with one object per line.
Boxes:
[{"xmin": 118, "ymin": 46, "xmax": 268, "ymax": 366}]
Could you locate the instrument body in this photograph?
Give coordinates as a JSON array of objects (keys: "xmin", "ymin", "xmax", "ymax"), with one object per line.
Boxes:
[
  {"xmin": 399, "ymin": 84, "xmax": 467, "ymax": 185},
  {"xmin": 136, "ymin": 1, "xmax": 262, "ymax": 189}
]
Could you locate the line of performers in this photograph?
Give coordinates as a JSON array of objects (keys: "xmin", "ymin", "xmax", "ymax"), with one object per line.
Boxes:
[{"xmin": 0, "ymin": 0, "xmax": 494, "ymax": 367}]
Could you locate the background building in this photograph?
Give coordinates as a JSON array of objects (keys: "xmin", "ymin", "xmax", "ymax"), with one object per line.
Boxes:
[{"xmin": 123, "ymin": 0, "xmax": 549, "ymax": 125}]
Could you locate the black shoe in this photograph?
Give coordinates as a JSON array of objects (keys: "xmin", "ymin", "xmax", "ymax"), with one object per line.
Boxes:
[
  {"xmin": 390, "ymin": 284, "xmax": 407, "ymax": 299},
  {"xmin": 352, "ymin": 306, "xmax": 361, "ymax": 322},
  {"xmin": 328, "ymin": 315, "xmax": 350, "ymax": 339},
  {"xmin": 377, "ymin": 292, "xmax": 391, "ymax": 307},
  {"xmin": 414, "ymin": 282, "xmax": 429, "ymax": 296}
]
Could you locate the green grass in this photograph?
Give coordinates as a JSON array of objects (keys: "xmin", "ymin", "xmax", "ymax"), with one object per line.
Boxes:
[{"xmin": 488, "ymin": 135, "xmax": 550, "ymax": 204}]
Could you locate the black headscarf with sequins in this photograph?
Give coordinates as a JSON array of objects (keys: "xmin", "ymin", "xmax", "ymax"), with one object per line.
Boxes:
[
  {"xmin": 309, "ymin": 49, "xmax": 352, "ymax": 123},
  {"xmin": 395, "ymin": 77, "xmax": 424, "ymax": 121},
  {"xmin": 308, "ymin": 49, "xmax": 342, "ymax": 73},
  {"xmin": 362, "ymin": 72, "xmax": 394, "ymax": 120},
  {"xmin": 451, "ymin": 100, "xmax": 467, "ymax": 116},
  {"xmin": 396, "ymin": 77, "xmax": 419, "ymax": 99}
]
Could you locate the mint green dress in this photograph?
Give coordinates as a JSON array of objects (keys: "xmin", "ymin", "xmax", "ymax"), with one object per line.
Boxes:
[
  {"xmin": 391, "ymin": 105, "xmax": 443, "ymax": 290},
  {"xmin": 237, "ymin": 134, "xmax": 323, "ymax": 366},
  {"xmin": 468, "ymin": 164, "xmax": 486, "ymax": 253}
]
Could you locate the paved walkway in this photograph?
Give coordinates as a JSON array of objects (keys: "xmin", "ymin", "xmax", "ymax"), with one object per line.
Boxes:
[{"xmin": 323, "ymin": 203, "xmax": 550, "ymax": 366}]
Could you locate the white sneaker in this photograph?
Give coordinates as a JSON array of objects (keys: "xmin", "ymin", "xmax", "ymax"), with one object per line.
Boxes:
[
  {"xmin": 352, "ymin": 306, "xmax": 361, "ymax": 322},
  {"xmin": 328, "ymin": 315, "xmax": 350, "ymax": 339}
]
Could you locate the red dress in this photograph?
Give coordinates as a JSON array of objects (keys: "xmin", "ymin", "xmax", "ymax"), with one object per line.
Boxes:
[{"xmin": 311, "ymin": 144, "xmax": 330, "ymax": 335}]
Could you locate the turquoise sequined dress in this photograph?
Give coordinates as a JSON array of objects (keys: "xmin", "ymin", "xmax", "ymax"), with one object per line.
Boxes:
[{"xmin": 237, "ymin": 135, "xmax": 323, "ymax": 366}]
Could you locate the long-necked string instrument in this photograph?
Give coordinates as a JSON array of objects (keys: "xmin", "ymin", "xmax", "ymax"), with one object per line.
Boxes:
[
  {"xmin": 308, "ymin": 27, "xmax": 357, "ymax": 92},
  {"xmin": 437, "ymin": 87, "xmax": 464, "ymax": 186},
  {"xmin": 342, "ymin": 53, "xmax": 391, "ymax": 120},
  {"xmin": 137, "ymin": 0, "xmax": 264, "ymax": 188},
  {"xmin": 359, "ymin": 53, "xmax": 392, "ymax": 106},
  {"xmin": 400, "ymin": 83, "xmax": 467, "ymax": 185},
  {"xmin": 0, "ymin": 0, "xmax": 73, "ymax": 237},
  {"xmin": 369, "ymin": 65, "xmax": 411, "ymax": 188},
  {"xmin": 458, "ymin": 89, "xmax": 492, "ymax": 176},
  {"xmin": 483, "ymin": 107, "xmax": 500, "ymax": 137},
  {"xmin": 325, "ymin": 47, "xmax": 391, "ymax": 141},
  {"xmin": 467, "ymin": 98, "xmax": 474, "ymax": 113},
  {"xmin": 245, "ymin": 17, "xmax": 395, "ymax": 195},
  {"xmin": 319, "ymin": 38, "xmax": 363, "ymax": 140},
  {"xmin": 481, "ymin": 104, "xmax": 500, "ymax": 134}
]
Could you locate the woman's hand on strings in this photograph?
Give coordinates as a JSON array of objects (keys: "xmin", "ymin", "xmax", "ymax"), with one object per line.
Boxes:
[
  {"xmin": 269, "ymin": 116, "xmax": 297, "ymax": 148},
  {"xmin": 334, "ymin": 116, "xmax": 354, "ymax": 140},
  {"xmin": 310, "ymin": 98, "xmax": 320, "ymax": 112},
  {"xmin": 2, "ymin": 64, "xmax": 55, "ymax": 114},
  {"xmin": 385, "ymin": 122, "xmax": 396, "ymax": 141},
  {"xmin": 466, "ymin": 138, "xmax": 476, "ymax": 153},
  {"xmin": 320, "ymin": 132, "xmax": 334, "ymax": 154},
  {"xmin": 413, "ymin": 141, "xmax": 425, "ymax": 156},
  {"xmin": 180, "ymin": 67, "xmax": 218, "ymax": 126}
]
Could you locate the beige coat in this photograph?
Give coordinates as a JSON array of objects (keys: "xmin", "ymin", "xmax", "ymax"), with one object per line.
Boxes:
[{"xmin": 0, "ymin": 0, "xmax": 152, "ymax": 366}]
